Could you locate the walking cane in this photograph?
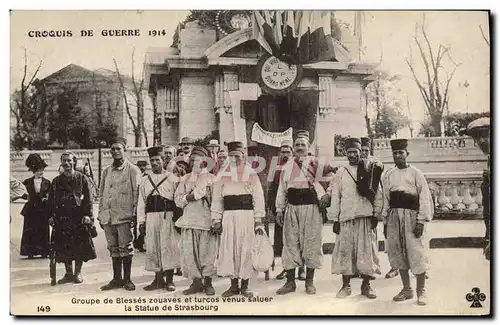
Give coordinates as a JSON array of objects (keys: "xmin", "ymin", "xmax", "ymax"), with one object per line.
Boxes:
[
  {"xmin": 263, "ymin": 213, "xmax": 271, "ymax": 281},
  {"xmin": 49, "ymin": 226, "xmax": 57, "ymax": 286}
]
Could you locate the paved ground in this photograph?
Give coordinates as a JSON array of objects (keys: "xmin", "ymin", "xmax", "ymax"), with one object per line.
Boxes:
[{"xmin": 10, "ymin": 203, "xmax": 491, "ymax": 316}]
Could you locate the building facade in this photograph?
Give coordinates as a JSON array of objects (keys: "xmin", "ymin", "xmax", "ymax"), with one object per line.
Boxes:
[
  {"xmin": 32, "ymin": 64, "xmax": 153, "ymax": 148},
  {"xmin": 145, "ymin": 20, "xmax": 376, "ymax": 163}
]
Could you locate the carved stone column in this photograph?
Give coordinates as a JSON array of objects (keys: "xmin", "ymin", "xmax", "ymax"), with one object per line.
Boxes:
[{"xmin": 318, "ymin": 73, "xmax": 336, "ymax": 118}]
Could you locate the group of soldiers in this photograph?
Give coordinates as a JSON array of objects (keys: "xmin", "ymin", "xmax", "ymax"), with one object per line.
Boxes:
[{"xmin": 11, "ymin": 117, "xmax": 490, "ymax": 306}]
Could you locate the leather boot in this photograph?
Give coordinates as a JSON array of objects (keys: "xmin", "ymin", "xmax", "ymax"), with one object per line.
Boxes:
[
  {"xmin": 221, "ymin": 278, "xmax": 239, "ymax": 297},
  {"xmin": 276, "ymin": 269, "xmax": 297, "ymax": 295},
  {"xmin": 361, "ymin": 276, "xmax": 377, "ymax": 299},
  {"xmin": 57, "ymin": 262, "xmax": 74, "ymax": 284},
  {"xmin": 240, "ymin": 279, "xmax": 254, "ymax": 298},
  {"xmin": 416, "ymin": 273, "xmax": 427, "ymax": 306},
  {"xmin": 275, "ymin": 269, "xmax": 287, "ymax": 280},
  {"xmin": 122, "ymin": 256, "xmax": 135, "ymax": 291},
  {"xmin": 336, "ymin": 275, "xmax": 352, "ymax": 298},
  {"xmin": 204, "ymin": 277, "xmax": 215, "ymax": 296},
  {"xmin": 100, "ymin": 257, "xmax": 123, "ymax": 291},
  {"xmin": 297, "ymin": 266, "xmax": 306, "ymax": 281},
  {"xmin": 73, "ymin": 260, "xmax": 83, "ymax": 284},
  {"xmin": 305, "ymin": 268, "xmax": 316, "ymax": 295},
  {"xmin": 144, "ymin": 272, "xmax": 165, "ymax": 291},
  {"xmin": 183, "ymin": 278, "xmax": 204, "ymax": 295},
  {"xmin": 164, "ymin": 269, "xmax": 176, "ymax": 291}
]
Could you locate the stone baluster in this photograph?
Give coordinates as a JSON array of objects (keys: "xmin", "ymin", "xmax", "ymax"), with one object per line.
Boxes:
[
  {"xmin": 437, "ymin": 182, "xmax": 450, "ymax": 211},
  {"xmin": 475, "ymin": 183, "xmax": 483, "ymax": 212},
  {"xmin": 462, "ymin": 182, "xmax": 475, "ymax": 211},
  {"xmin": 456, "ymin": 182, "xmax": 466, "ymax": 211},
  {"xmin": 448, "ymin": 181, "xmax": 461, "ymax": 210}
]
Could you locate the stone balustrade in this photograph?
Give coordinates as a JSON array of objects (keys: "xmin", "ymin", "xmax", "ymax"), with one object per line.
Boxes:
[
  {"xmin": 373, "ymin": 136, "xmax": 476, "ymax": 152},
  {"xmin": 427, "ymin": 171, "xmax": 484, "ymax": 219}
]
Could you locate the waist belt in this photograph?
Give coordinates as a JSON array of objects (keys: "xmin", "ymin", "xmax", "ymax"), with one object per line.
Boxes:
[
  {"xmin": 223, "ymin": 194, "xmax": 253, "ymax": 211},
  {"xmin": 145, "ymin": 195, "xmax": 175, "ymax": 213},
  {"xmin": 287, "ymin": 188, "xmax": 317, "ymax": 206},
  {"xmin": 389, "ymin": 191, "xmax": 419, "ymax": 211}
]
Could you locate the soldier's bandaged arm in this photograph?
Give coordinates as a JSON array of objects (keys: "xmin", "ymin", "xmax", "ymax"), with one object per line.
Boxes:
[
  {"xmin": 415, "ymin": 169, "xmax": 432, "ymax": 223},
  {"xmin": 327, "ymin": 171, "xmax": 341, "ymax": 222},
  {"xmin": 252, "ymin": 175, "xmax": 265, "ymax": 224},
  {"xmin": 136, "ymin": 179, "xmax": 147, "ymax": 224},
  {"xmin": 174, "ymin": 177, "xmax": 189, "ymax": 209},
  {"xmin": 275, "ymin": 165, "xmax": 289, "ymax": 214},
  {"xmin": 210, "ymin": 181, "xmax": 224, "ymax": 224},
  {"xmin": 373, "ymin": 184, "xmax": 384, "ymax": 220}
]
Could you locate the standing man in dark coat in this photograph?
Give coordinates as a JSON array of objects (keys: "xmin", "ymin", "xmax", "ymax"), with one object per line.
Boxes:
[
  {"xmin": 48, "ymin": 151, "xmax": 96, "ymax": 284},
  {"xmin": 466, "ymin": 118, "xmax": 490, "ymax": 260},
  {"xmin": 20, "ymin": 154, "xmax": 51, "ymax": 258}
]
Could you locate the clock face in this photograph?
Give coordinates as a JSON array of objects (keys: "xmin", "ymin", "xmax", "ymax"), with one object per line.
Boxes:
[
  {"xmin": 216, "ymin": 10, "xmax": 252, "ymax": 36},
  {"xmin": 261, "ymin": 56, "xmax": 299, "ymax": 90}
]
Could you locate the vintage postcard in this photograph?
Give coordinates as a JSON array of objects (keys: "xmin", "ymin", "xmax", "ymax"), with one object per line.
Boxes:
[{"xmin": 10, "ymin": 10, "xmax": 491, "ymax": 316}]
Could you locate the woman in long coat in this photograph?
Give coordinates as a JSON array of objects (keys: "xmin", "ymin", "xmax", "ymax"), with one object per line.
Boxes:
[{"xmin": 20, "ymin": 154, "xmax": 51, "ymax": 258}]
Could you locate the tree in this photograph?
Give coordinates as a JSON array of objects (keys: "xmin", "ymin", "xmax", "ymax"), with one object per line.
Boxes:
[
  {"xmin": 90, "ymin": 73, "xmax": 120, "ymax": 148},
  {"xmin": 405, "ymin": 14, "xmax": 461, "ymax": 137},
  {"xmin": 373, "ymin": 105, "xmax": 409, "ymax": 138},
  {"xmin": 10, "ymin": 49, "xmax": 51, "ymax": 150},
  {"xmin": 48, "ymin": 85, "xmax": 89, "ymax": 148},
  {"xmin": 365, "ymin": 70, "xmax": 408, "ymax": 138},
  {"xmin": 113, "ymin": 48, "xmax": 148, "ymax": 147}
]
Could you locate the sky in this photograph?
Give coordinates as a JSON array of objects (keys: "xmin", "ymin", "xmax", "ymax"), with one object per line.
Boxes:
[{"xmin": 10, "ymin": 10, "xmax": 490, "ymax": 137}]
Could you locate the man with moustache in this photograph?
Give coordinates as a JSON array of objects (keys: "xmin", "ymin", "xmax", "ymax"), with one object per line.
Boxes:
[
  {"xmin": 211, "ymin": 141, "xmax": 266, "ymax": 298},
  {"xmin": 137, "ymin": 146, "xmax": 181, "ymax": 291},
  {"xmin": 98, "ymin": 138, "xmax": 142, "ymax": 291},
  {"xmin": 329, "ymin": 137, "xmax": 383, "ymax": 299},
  {"xmin": 206, "ymin": 139, "xmax": 220, "ymax": 174},
  {"xmin": 178, "ymin": 137, "xmax": 195, "ymax": 163},
  {"xmin": 381, "ymin": 139, "xmax": 432, "ymax": 306},
  {"xmin": 48, "ymin": 151, "xmax": 96, "ymax": 284},
  {"xmin": 275, "ymin": 130, "xmax": 330, "ymax": 295},
  {"xmin": 162, "ymin": 145, "xmax": 178, "ymax": 173},
  {"xmin": 174, "ymin": 146, "xmax": 217, "ymax": 296},
  {"xmin": 267, "ymin": 139, "xmax": 304, "ymax": 280}
]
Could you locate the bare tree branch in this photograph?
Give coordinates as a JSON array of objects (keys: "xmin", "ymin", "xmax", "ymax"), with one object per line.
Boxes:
[
  {"xmin": 113, "ymin": 58, "xmax": 137, "ymax": 133},
  {"xmin": 479, "ymin": 25, "xmax": 490, "ymax": 47}
]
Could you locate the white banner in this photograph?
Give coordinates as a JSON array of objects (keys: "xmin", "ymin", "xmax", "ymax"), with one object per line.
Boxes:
[{"xmin": 251, "ymin": 123, "xmax": 293, "ymax": 148}]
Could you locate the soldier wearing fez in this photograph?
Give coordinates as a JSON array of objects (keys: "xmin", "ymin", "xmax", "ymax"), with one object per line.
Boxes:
[
  {"xmin": 465, "ymin": 118, "xmax": 490, "ymax": 261},
  {"xmin": 48, "ymin": 151, "xmax": 96, "ymax": 284},
  {"xmin": 137, "ymin": 146, "xmax": 181, "ymax": 291},
  {"xmin": 381, "ymin": 139, "xmax": 432, "ymax": 306},
  {"xmin": 211, "ymin": 141, "xmax": 266, "ymax": 298},
  {"xmin": 98, "ymin": 138, "xmax": 142, "ymax": 291},
  {"xmin": 328, "ymin": 137, "xmax": 383, "ymax": 299},
  {"xmin": 267, "ymin": 139, "xmax": 305, "ymax": 280},
  {"xmin": 275, "ymin": 130, "xmax": 330, "ymax": 295},
  {"xmin": 175, "ymin": 146, "xmax": 217, "ymax": 295}
]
